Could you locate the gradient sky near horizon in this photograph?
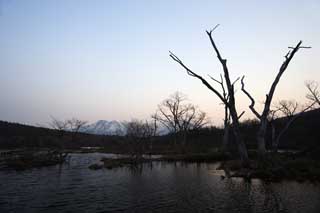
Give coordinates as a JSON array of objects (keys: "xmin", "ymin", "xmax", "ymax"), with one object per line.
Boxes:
[{"xmin": 0, "ymin": 0, "xmax": 319, "ymax": 126}]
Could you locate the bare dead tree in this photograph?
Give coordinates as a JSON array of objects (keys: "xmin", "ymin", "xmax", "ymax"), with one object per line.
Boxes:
[
  {"xmin": 122, "ymin": 119, "xmax": 158, "ymax": 158},
  {"xmin": 124, "ymin": 120, "xmax": 156, "ymax": 139},
  {"xmin": 67, "ymin": 118, "xmax": 88, "ymax": 133},
  {"xmin": 241, "ymin": 41, "xmax": 310, "ymax": 157},
  {"xmin": 270, "ymin": 100, "xmax": 316, "ymax": 151},
  {"xmin": 48, "ymin": 116, "xmax": 70, "ymax": 150},
  {"xmin": 147, "ymin": 114, "xmax": 159, "ymax": 152},
  {"xmin": 155, "ymin": 92, "xmax": 187, "ymax": 138},
  {"xmin": 123, "ymin": 120, "xmax": 144, "ymax": 158},
  {"xmin": 49, "ymin": 116, "xmax": 68, "ymax": 138},
  {"xmin": 169, "ymin": 25, "xmax": 249, "ymax": 164},
  {"xmin": 66, "ymin": 118, "xmax": 88, "ymax": 143},
  {"xmin": 154, "ymin": 92, "xmax": 208, "ymax": 146},
  {"xmin": 151, "ymin": 114, "xmax": 159, "ymax": 137},
  {"xmin": 306, "ymin": 81, "xmax": 320, "ymax": 106}
]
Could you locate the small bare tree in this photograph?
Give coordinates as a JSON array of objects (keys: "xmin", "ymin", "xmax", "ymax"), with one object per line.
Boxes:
[
  {"xmin": 169, "ymin": 25, "xmax": 249, "ymax": 164},
  {"xmin": 48, "ymin": 116, "xmax": 70, "ymax": 152},
  {"xmin": 154, "ymin": 92, "xmax": 187, "ymax": 138},
  {"xmin": 154, "ymin": 92, "xmax": 208, "ymax": 146},
  {"xmin": 49, "ymin": 116, "xmax": 68, "ymax": 138},
  {"xmin": 147, "ymin": 115, "xmax": 159, "ymax": 152},
  {"xmin": 67, "ymin": 118, "xmax": 88, "ymax": 133},
  {"xmin": 66, "ymin": 118, "xmax": 88, "ymax": 143},
  {"xmin": 122, "ymin": 119, "xmax": 157, "ymax": 158},
  {"xmin": 306, "ymin": 81, "xmax": 320, "ymax": 106},
  {"xmin": 241, "ymin": 41, "xmax": 311, "ymax": 157},
  {"xmin": 49, "ymin": 116, "xmax": 87, "ymax": 147}
]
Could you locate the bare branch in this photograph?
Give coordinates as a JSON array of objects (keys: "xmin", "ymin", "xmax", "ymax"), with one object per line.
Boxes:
[
  {"xmin": 169, "ymin": 51, "xmax": 227, "ymax": 105},
  {"xmin": 232, "ymin": 77, "xmax": 240, "ymax": 86},
  {"xmin": 208, "ymin": 74, "xmax": 222, "ymax": 85},
  {"xmin": 288, "ymin": 46, "xmax": 311, "ymax": 49},
  {"xmin": 241, "ymin": 76, "xmax": 261, "ymax": 119},
  {"xmin": 67, "ymin": 118, "xmax": 88, "ymax": 133},
  {"xmin": 208, "ymin": 74, "xmax": 229, "ymax": 100},
  {"xmin": 261, "ymin": 41, "xmax": 305, "ymax": 118},
  {"xmin": 238, "ymin": 111, "xmax": 245, "ymax": 120},
  {"xmin": 284, "ymin": 50, "xmax": 291, "ymax": 59},
  {"xmin": 49, "ymin": 116, "xmax": 68, "ymax": 131},
  {"xmin": 305, "ymin": 81, "xmax": 320, "ymax": 105},
  {"xmin": 206, "ymin": 27, "xmax": 225, "ymax": 63},
  {"xmin": 208, "ymin": 24, "xmax": 220, "ymax": 34}
]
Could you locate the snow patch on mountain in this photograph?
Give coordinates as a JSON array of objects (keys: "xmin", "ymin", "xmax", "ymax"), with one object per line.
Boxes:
[
  {"xmin": 81, "ymin": 120, "xmax": 170, "ymax": 136},
  {"xmin": 81, "ymin": 120, "xmax": 124, "ymax": 135}
]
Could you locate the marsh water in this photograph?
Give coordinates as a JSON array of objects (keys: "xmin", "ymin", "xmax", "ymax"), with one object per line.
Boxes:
[{"xmin": 1, "ymin": 153, "xmax": 320, "ymax": 212}]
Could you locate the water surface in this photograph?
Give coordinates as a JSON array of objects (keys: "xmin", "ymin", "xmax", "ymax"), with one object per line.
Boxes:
[{"xmin": 0, "ymin": 153, "xmax": 320, "ymax": 212}]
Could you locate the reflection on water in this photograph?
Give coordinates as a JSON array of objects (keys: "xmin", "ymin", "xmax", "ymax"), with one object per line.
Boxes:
[{"xmin": 0, "ymin": 153, "xmax": 320, "ymax": 212}]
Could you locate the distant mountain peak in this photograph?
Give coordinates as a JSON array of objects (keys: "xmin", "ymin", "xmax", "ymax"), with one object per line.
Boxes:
[{"xmin": 80, "ymin": 120, "xmax": 124, "ymax": 135}]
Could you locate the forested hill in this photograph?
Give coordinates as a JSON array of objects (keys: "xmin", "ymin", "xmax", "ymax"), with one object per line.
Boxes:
[
  {"xmin": 239, "ymin": 108, "xmax": 320, "ymax": 150},
  {"xmin": 0, "ymin": 120, "xmax": 120, "ymax": 149},
  {"xmin": 0, "ymin": 121, "xmax": 51, "ymax": 137},
  {"xmin": 271, "ymin": 107, "xmax": 320, "ymax": 149}
]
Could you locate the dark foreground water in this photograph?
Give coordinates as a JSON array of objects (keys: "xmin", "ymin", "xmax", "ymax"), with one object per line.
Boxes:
[{"xmin": 1, "ymin": 153, "xmax": 320, "ymax": 213}]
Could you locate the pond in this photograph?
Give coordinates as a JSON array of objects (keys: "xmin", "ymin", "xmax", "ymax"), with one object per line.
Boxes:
[{"xmin": 0, "ymin": 153, "xmax": 320, "ymax": 212}]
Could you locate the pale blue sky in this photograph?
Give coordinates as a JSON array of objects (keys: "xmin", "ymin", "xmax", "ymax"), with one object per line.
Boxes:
[{"xmin": 0, "ymin": 0, "xmax": 319, "ymax": 125}]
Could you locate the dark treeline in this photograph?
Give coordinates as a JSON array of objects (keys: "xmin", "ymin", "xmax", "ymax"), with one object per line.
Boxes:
[
  {"xmin": 1, "ymin": 108, "xmax": 319, "ymax": 153},
  {"xmin": 240, "ymin": 108, "xmax": 320, "ymax": 150},
  {"xmin": 0, "ymin": 121, "xmax": 120, "ymax": 151}
]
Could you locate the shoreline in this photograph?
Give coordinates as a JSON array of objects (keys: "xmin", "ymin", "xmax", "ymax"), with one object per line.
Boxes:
[
  {"xmin": 2, "ymin": 148, "xmax": 320, "ymax": 183},
  {"xmin": 88, "ymin": 151, "xmax": 320, "ymax": 183}
]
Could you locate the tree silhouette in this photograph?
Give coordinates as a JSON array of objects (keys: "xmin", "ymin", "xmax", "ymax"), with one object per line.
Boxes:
[
  {"xmin": 306, "ymin": 81, "xmax": 320, "ymax": 106},
  {"xmin": 241, "ymin": 41, "xmax": 310, "ymax": 157},
  {"xmin": 169, "ymin": 25, "xmax": 249, "ymax": 164},
  {"xmin": 154, "ymin": 92, "xmax": 208, "ymax": 146}
]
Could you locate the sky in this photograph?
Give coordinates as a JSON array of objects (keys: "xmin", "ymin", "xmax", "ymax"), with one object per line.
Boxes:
[{"xmin": 0, "ymin": 0, "xmax": 319, "ymax": 126}]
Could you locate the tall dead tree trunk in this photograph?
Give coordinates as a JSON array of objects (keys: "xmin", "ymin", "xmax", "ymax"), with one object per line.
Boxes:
[
  {"xmin": 222, "ymin": 105, "xmax": 230, "ymax": 151},
  {"xmin": 170, "ymin": 25, "xmax": 249, "ymax": 165},
  {"xmin": 209, "ymin": 74, "xmax": 231, "ymax": 152},
  {"xmin": 241, "ymin": 41, "xmax": 310, "ymax": 157}
]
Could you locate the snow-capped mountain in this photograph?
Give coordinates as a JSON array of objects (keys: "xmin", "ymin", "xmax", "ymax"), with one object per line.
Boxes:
[
  {"xmin": 80, "ymin": 120, "xmax": 170, "ymax": 136},
  {"xmin": 81, "ymin": 120, "xmax": 124, "ymax": 135}
]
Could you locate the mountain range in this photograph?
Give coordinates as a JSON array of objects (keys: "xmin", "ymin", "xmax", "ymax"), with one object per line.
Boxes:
[
  {"xmin": 80, "ymin": 120, "xmax": 125, "ymax": 135},
  {"xmin": 80, "ymin": 120, "xmax": 169, "ymax": 136},
  {"xmin": 80, "ymin": 120, "xmax": 170, "ymax": 136}
]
